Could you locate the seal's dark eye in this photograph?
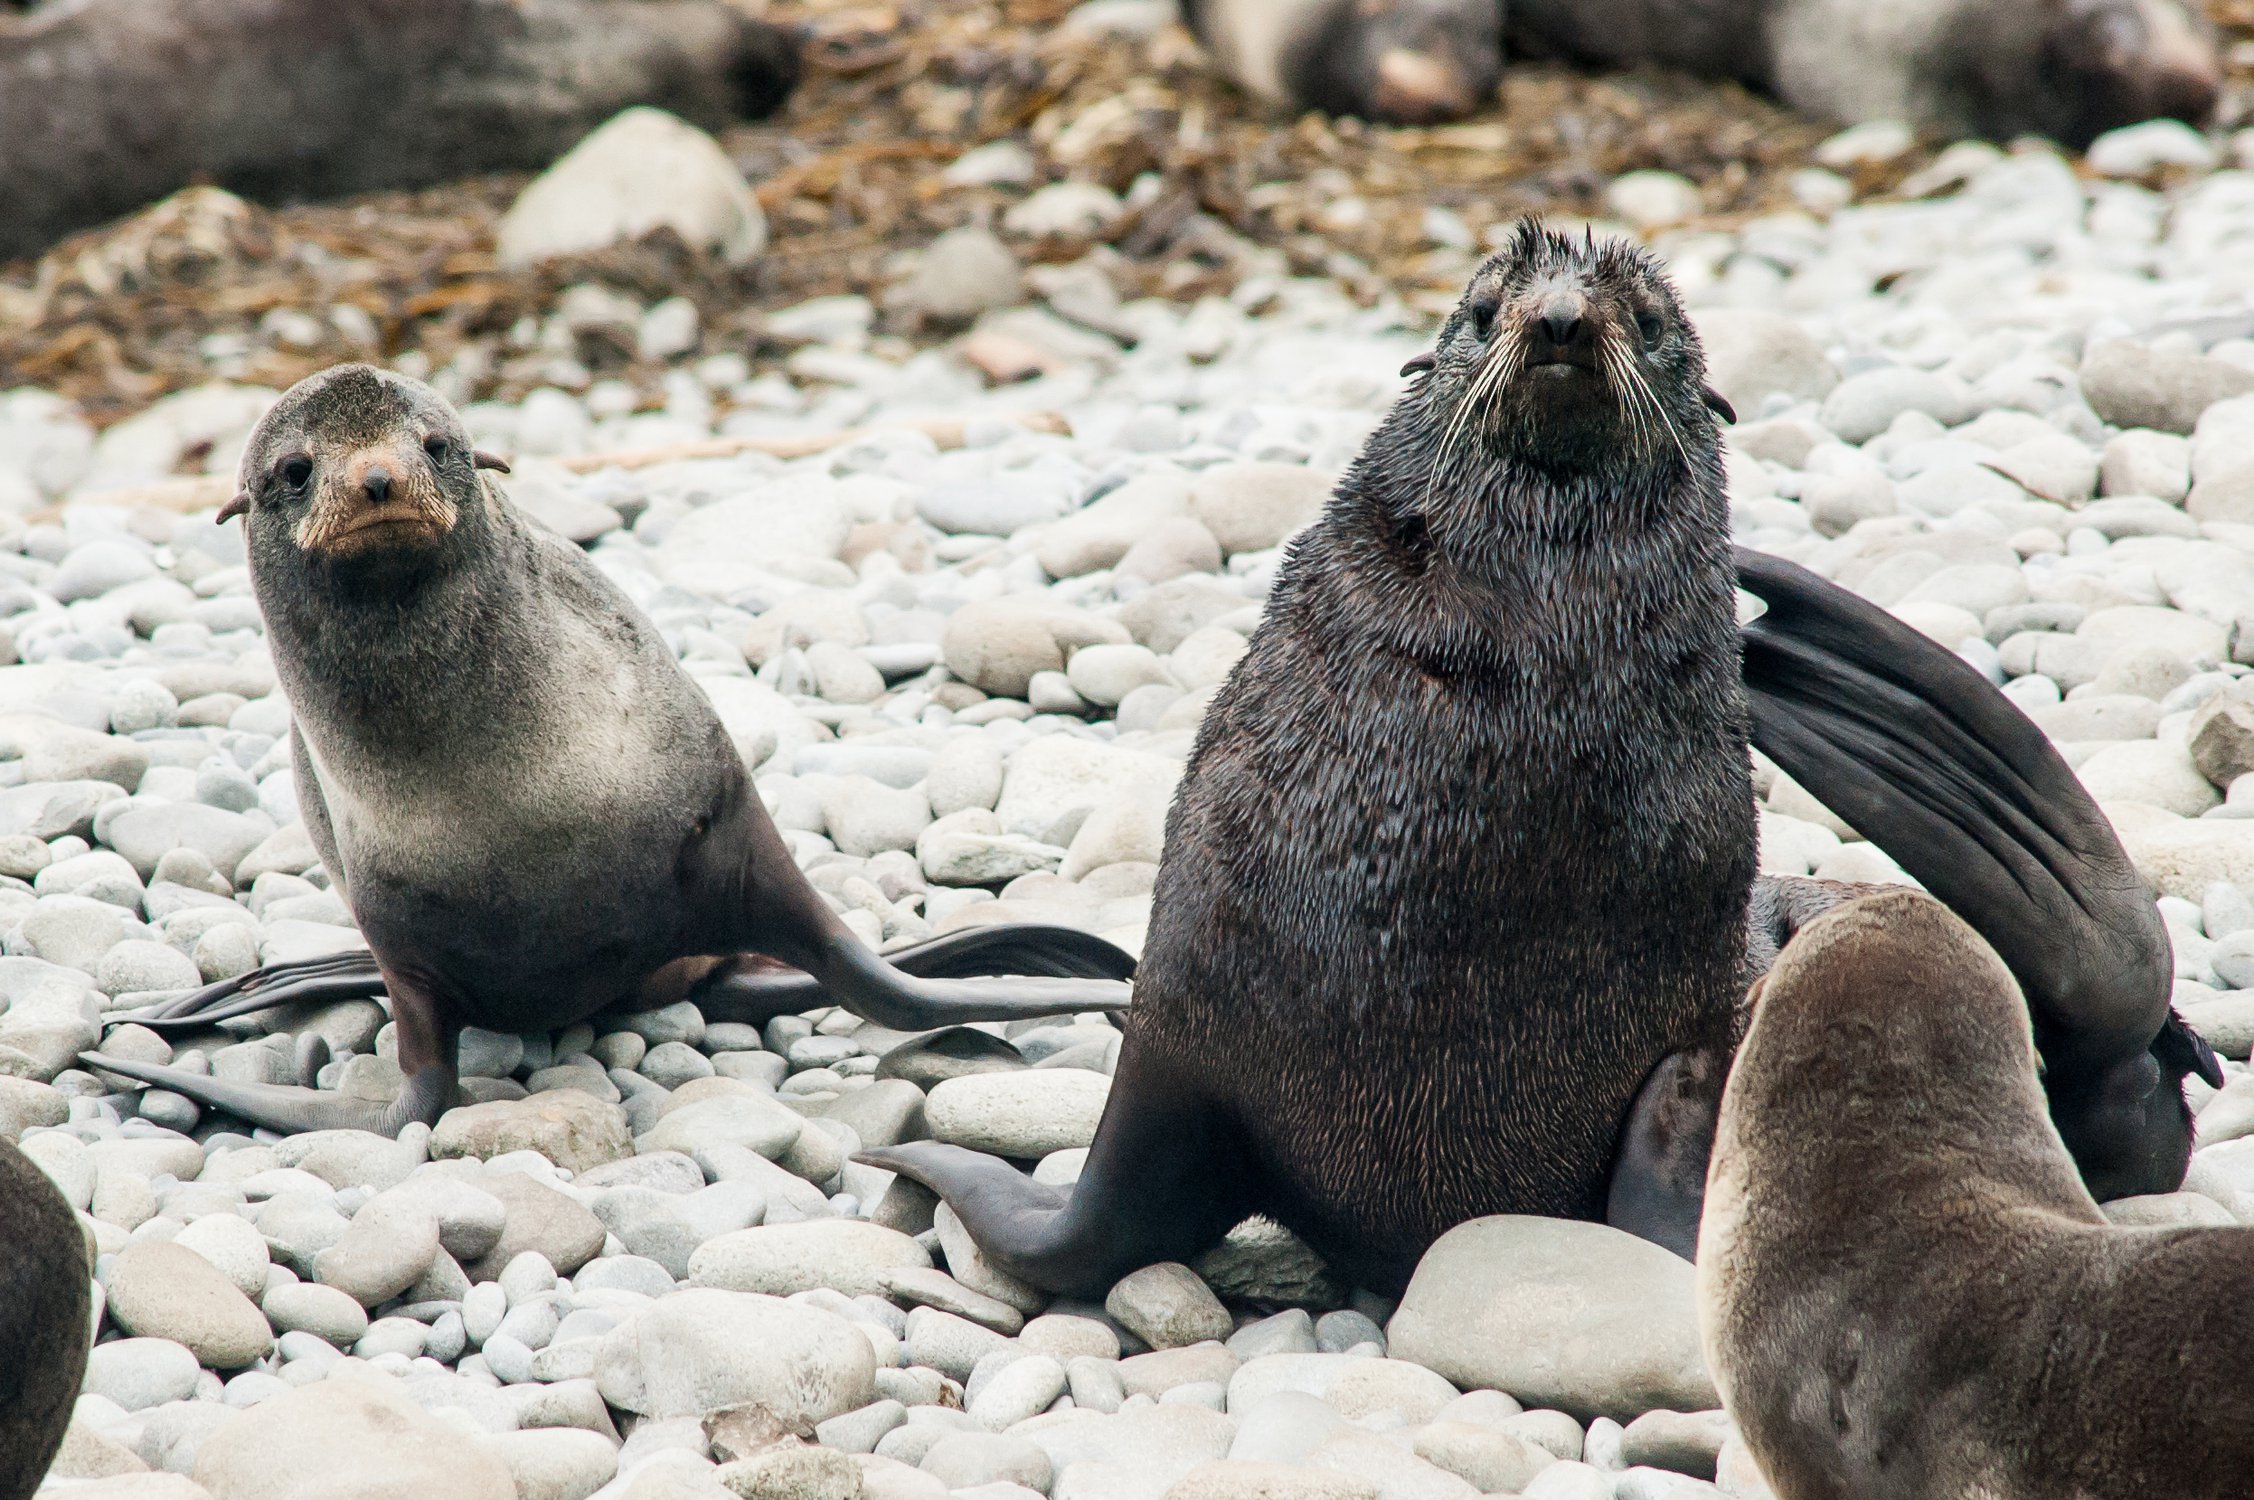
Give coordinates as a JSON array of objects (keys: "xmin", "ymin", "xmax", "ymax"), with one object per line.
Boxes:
[
  {"xmin": 1636, "ymin": 312, "xmax": 1664, "ymax": 350},
  {"xmin": 424, "ymin": 435, "xmax": 449, "ymax": 462},
  {"xmin": 1468, "ymin": 297, "xmax": 1500, "ymax": 338},
  {"xmin": 279, "ymin": 456, "xmax": 313, "ymax": 488}
]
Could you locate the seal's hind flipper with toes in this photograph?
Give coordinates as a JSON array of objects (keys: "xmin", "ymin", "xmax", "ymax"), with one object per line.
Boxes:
[
  {"xmin": 698, "ymin": 922, "xmax": 1135, "ymax": 1029},
  {"xmin": 1736, "ymin": 546, "xmax": 2200, "ymax": 1197},
  {"xmin": 78, "ymin": 1051, "xmax": 450, "ymax": 1135},
  {"xmin": 115, "ymin": 951, "xmax": 389, "ymax": 1036},
  {"xmin": 860, "ymin": 1054, "xmax": 1252, "ymax": 1295}
]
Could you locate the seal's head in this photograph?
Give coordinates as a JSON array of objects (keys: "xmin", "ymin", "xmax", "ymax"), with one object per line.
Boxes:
[
  {"xmin": 1295, "ymin": 0, "xmax": 1504, "ymax": 124},
  {"xmin": 225, "ymin": 363, "xmax": 508, "ymax": 589},
  {"xmin": 1406, "ymin": 220, "xmax": 1731, "ymax": 476}
]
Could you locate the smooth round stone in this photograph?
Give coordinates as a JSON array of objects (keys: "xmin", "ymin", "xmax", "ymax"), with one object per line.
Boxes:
[
  {"xmin": 904, "ymin": 1306, "xmax": 1011, "ymax": 1381},
  {"xmin": 1227, "ymin": 1310, "xmax": 1318, "ymax": 1361},
  {"xmin": 486, "ymin": 1426, "xmax": 621, "ymax": 1500},
  {"xmin": 312, "ymin": 1195, "xmax": 442, "ymax": 1308},
  {"xmin": 575, "ymin": 1254, "xmax": 679, "ymax": 1300},
  {"xmin": 1066, "ymin": 644, "xmax": 1173, "ymax": 708},
  {"xmin": 968, "ymin": 1354, "xmax": 1068, "ymax": 1431},
  {"xmin": 1819, "ymin": 367, "xmax": 1971, "ymax": 444},
  {"xmin": 919, "ymin": 1431, "xmax": 1054, "ymax": 1493},
  {"xmin": 1188, "ymin": 463, "xmax": 1330, "ymax": 555},
  {"xmin": 467, "ymin": 1173, "xmax": 606, "ymax": 1279},
  {"xmin": 688, "ymin": 1220, "xmax": 930, "ymax": 1298},
  {"xmin": 172, "ymin": 1211, "xmax": 272, "ymax": 1299},
  {"xmin": 263, "ymin": 1281, "xmax": 370, "ymax": 1344},
  {"xmin": 1414, "ymin": 1421, "xmax": 1560, "ymax": 1493},
  {"xmin": 354, "ymin": 1316, "xmax": 430, "ymax": 1360},
  {"xmin": 104, "ymin": 1239, "xmax": 273, "ymax": 1369},
  {"xmin": 591, "ymin": 1287, "xmax": 879, "ymax": 1425},
  {"xmin": 1388, "ymin": 1217, "xmax": 1715, "ymax": 1422},
  {"xmin": 924, "ymin": 1070, "xmax": 1109, "ymax": 1157},
  {"xmin": 84, "ymin": 1336, "xmax": 203, "ymax": 1412},
  {"xmin": 641, "ymin": 1041, "xmax": 715, "ymax": 1089},
  {"xmin": 1106, "ymin": 1263, "xmax": 1230, "ymax": 1351},
  {"xmin": 376, "ymin": 1175, "xmax": 509, "ymax": 1263},
  {"xmin": 1022, "ymin": 1313, "xmax": 1122, "ymax": 1363},
  {"xmin": 191, "ymin": 1371, "xmax": 517, "ymax": 1498},
  {"xmin": 431, "ymin": 1090, "xmax": 634, "ymax": 1175}
]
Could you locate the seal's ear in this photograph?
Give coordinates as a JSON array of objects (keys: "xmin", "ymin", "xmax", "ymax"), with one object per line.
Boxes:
[
  {"xmin": 1400, "ymin": 352, "xmax": 1437, "ymax": 378},
  {"xmin": 1702, "ymin": 386, "xmax": 1736, "ymax": 424},
  {"xmin": 473, "ymin": 450, "xmax": 512, "ymax": 474},
  {"xmin": 217, "ymin": 491, "xmax": 250, "ymax": 524}
]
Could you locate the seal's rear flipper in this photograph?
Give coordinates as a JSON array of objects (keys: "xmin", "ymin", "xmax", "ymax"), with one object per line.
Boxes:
[
  {"xmin": 1736, "ymin": 546, "xmax": 2205, "ymax": 1198},
  {"xmin": 110, "ymin": 951, "xmax": 388, "ymax": 1036},
  {"xmin": 859, "ymin": 1051, "xmax": 1252, "ymax": 1295},
  {"xmin": 697, "ymin": 922, "xmax": 1136, "ymax": 1029}
]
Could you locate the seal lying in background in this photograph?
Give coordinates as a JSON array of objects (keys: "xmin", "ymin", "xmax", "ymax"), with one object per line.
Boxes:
[
  {"xmin": 0, "ymin": 0, "xmax": 799, "ymax": 262},
  {"xmin": 1179, "ymin": 0, "xmax": 1503, "ymax": 124},
  {"xmin": 1702, "ymin": 889, "xmax": 2252, "ymax": 1500},
  {"xmin": 1183, "ymin": 0, "xmax": 2217, "ymax": 145},
  {"xmin": 872, "ymin": 223, "xmax": 1760, "ymax": 1294},
  {"xmin": 0, "ymin": 1138, "xmax": 89, "ymax": 1500},
  {"xmin": 1510, "ymin": 0, "xmax": 2218, "ymax": 150},
  {"xmin": 867, "ymin": 225, "xmax": 2217, "ymax": 1293},
  {"xmin": 79, "ymin": 364, "xmax": 1130, "ymax": 1136}
]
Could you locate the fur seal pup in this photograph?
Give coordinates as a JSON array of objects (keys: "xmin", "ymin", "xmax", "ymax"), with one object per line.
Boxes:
[
  {"xmin": 869, "ymin": 223, "xmax": 1758, "ymax": 1296},
  {"xmin": 1701, "ymin": 888, "xmax": 2254, "ymax": 1500},
  {"xmin": 80, "ymin": 364, "xmax": 1131, "ymax": 1136},
  {"xmin": 1506, "ymin": 0, "xmax": 2218, "ymax": 149},
  {"xmin": 1180, "ymin": 0, "xmax": 1503, "ymax": 123},
  {"xmin": 0, "ymin": 1138, "xmax": 89, "ymax": 1500},
  {"xmin": 0, "ymin": 0, "xmax": 799, "ymax": 261}
]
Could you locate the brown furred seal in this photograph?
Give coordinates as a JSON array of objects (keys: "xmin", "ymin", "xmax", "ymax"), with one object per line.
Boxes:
[
  {"xmin": 1701, "ymin": 887, "xmax": 2254, "ymax": 1500},
  {"xmin": 0, "ymin": 1137, "xmax": 89, "ymax": 1500},
  {"xmin": 77, "ymin": 363, "xmax": 1133, "ymax": 1136}
]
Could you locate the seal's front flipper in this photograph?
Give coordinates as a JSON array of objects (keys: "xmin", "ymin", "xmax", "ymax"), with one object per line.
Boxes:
[
  {"xmin": 1735, "ymin": 546, "xmax": 2196, "ymax": 1198},
  {"xmin": 708, "ymin": 923, "xmax": 1134, "ymax": 1032},
  {"xmin": 114, "ymin": 951, "xmax": 388, "ymax": 1036},
  {"xmin": 859, "ymin": 1053, "xmax": 1251, "ymax": 1295},
  {"xmin": 1608, "ymin": 1044, "xmax": 1729, "ymax": 1260}
]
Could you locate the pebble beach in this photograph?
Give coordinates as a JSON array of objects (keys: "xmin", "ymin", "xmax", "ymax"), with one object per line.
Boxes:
[{"xmin": 12, "ymin": 95, "xmax": 2254, "ymax": 1500}]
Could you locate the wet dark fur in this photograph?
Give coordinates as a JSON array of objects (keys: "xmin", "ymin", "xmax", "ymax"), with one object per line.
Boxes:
[
  {"xmin": 1704, "ymin": 890, "xmax": 2254, "ymax": 1500},
  {"xmin": 1505, "ymin": 0, "xmax": 2217, "ymax": 148},
  {"xmin": 0, "ymin": 1140, "xmax": 88, "ymax": 1500},
  {"xmin": 867, "ymin": 225, "xmax": 1754, "ymax": 1296},
  {"xmin": 1136, "ymin": 229, "xmax": 1750, "ymax": 1291},
  {"xmin": 0, "ymin": 0, "xmax": 799, "ymax": 261}
]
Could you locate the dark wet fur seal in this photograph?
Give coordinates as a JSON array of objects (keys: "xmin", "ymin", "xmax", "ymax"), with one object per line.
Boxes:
[
  {"xmin": 0, "ymin": 0, "xmax": 800, "ymax": 261},
  {"xmin": 1702, "ymin": 888, "xmax": 2253, "ymax": 1500},
  {"xmin": 869, "ymin": 223, "xmax": 1757, "ymax": 1296},
  {"xmin": 1179, "ymin": 0, "xmax": 1503, "ymax": 123},
  {"xmin": 0, "ymin": 1138, "xmax": 88, "ymax": 1500},
  {"xmin": 1506, "ymin": 0, "xmax": 2218, "ymax": 149},
  {"xmin": 80, "ymin": 364, "xmax": 1132, "ymax": 1136}
]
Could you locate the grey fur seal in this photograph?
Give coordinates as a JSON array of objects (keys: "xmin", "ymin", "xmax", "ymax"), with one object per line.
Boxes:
[
  {"xmin": 1183, "ymin": 0, "xmax": 2218, "ymax": 146},
  {"xmin": 79, "ymin": 364, "xmax": 1131, "ymax": 1135},
  {"xmin": 870, "ymin": 223, "xmax": 1758, "ymax": 1295},
  {"xmin": 0, "ymin": 1138, "xmax": 88, "ymax": 1500},
  {"xmin": 1701, "ymin": 887, "xmax": 2252, "ymax": 1500},
  {"xmin": 0, "ymin": 0, "xmax": 799, "ymax": 261},
  {"xmin": 1507, "ymin": 0, "xmax": 2218, "ymax": 149}
]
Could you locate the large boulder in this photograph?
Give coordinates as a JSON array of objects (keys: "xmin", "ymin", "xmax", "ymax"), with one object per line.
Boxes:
[{"xmin": 1386, "ymin": 1216, "xmax": 1717, "ymax": 1422}]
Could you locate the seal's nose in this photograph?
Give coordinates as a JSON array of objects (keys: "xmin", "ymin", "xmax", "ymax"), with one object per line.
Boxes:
[
  {"xmin": 1541, "ymin": 309, "xmax": 1582, "ymax": 348},
  {"xmin": 362, "ymin": 465, "xmax": 392, "ymax": 504},
  {"xmin": 1536, "ymin": 291, "xmax": 1590, "ymax": 352}
]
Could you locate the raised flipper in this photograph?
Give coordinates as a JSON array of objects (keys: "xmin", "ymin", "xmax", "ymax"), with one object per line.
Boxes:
[
  {"xmin": 80, "ymin": 967, "xmax": 460, "ymax": 1136},
  {"xmin": 1736, "ymin": 546, "xmax": 2221, "ymax": 1199},
  {"xmin": 698, "ymin": 922, "xmax": 1135, "ymax": 1030},
  {"xmin": 858, "ymin": 1049, "xmax": 1251, "ymax": 1295},
  {"xmin": 109, "ymin": 951, "xmax": 388, "ymax": 1036}
]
